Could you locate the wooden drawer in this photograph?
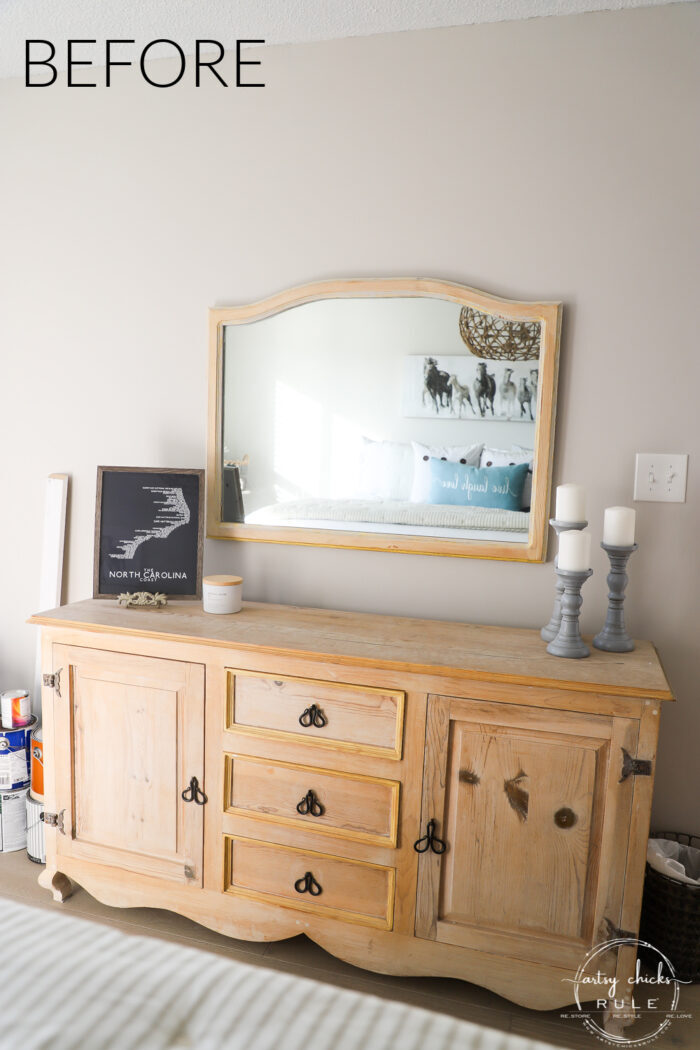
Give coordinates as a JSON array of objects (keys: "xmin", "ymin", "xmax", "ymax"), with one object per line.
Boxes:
[
  {"xmin": 224, "ymin": 835, "xmax": 395, "ymax": 930},
  {"xmin": 224, "ymin": 754, "xmax": 399, "ymax": 847},
  {"xmin": 226, "ymin": 670, "xmax": 404, "ymax": 759}
]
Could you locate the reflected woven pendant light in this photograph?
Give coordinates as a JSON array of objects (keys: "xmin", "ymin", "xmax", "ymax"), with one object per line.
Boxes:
[{"xmin": 459, "ymin": 307, "xmax": 541, "ymax": 361}]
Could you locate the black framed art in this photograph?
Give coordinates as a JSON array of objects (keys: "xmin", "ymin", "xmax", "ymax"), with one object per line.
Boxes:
[{"xmin": 93, "ymin": 467, "xmax": 205, "ymax": 599}]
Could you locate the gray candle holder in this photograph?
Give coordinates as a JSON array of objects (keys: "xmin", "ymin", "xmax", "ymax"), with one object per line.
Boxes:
[
  {"xmin": 593, "ymin": 542, "xmax": 638, "ymax": 653},
  {"xmin": 541, "ymin": 519, "xmax": 588, "ymax": 642},
  {"xmin": 546, "ymin": 567, "xmax": 593, "ymax": 659}
]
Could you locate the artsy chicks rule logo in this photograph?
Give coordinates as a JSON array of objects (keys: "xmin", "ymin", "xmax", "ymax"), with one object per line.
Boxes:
[{"xmin": 562, "ymin": 936, "xmax": 692, "ymax": 1045}]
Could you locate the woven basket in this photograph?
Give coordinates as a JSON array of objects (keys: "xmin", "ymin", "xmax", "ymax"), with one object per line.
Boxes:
[
  {"xmin": 459, "ymin": 307, "xmax": 541, "ymax": 361},
  {"xmin": 639, "ymin": 830, "xmax": 700, "ymax": 982}
]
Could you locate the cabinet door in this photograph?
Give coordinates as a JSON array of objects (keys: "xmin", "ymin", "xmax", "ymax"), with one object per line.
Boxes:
[
  {"xmin": 415, "ymin": 695, "xmax": 639, "ymax": 972},
  {"xmin": 51, "ymin": 645, "xmax": 205, "ymax": 885}
]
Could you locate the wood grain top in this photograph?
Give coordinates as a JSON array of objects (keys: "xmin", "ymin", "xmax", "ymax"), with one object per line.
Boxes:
[{"xmin": 28, "ymin": 599, "xmax": 673, "ymax": 701}]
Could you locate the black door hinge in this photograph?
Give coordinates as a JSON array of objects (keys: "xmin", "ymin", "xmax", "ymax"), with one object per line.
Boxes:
[
  {"xmin": 619, "ymin": 747, "xmax": 652, "ymax": 782},
  {"xmin": 604, "ymin": 917, "xmax": 636, "ymax": 941}
]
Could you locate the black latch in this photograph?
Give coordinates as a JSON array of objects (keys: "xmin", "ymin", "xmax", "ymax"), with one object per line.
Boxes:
[
  {"xmin": 619, "ymin": 747, "xmax": 652, "ymax": 782},
  {"xmin": 181, "ymin": 776, "xmax": 207, "ymax": 805},
  {"xmin": 413, "ymin": 818, "xmax": 447, "ymax": 855}
]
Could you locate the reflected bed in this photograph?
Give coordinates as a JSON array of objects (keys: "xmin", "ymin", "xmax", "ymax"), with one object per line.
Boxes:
[{"xmin": 247, "ymin": 498, "xmax": 529, "ymax": 541}]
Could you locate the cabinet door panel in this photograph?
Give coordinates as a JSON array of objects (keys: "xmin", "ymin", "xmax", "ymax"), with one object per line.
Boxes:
[
  {"xmin": 52, "ymin": 645, "xmax": 205, "ymax": 885},
  {"xmin": 416, "ymin": 695, "xmax": 638, "ymax": 971},
  {"xmin": 443, "ymin": 724, "xmax": 598, "ymax": 939}
]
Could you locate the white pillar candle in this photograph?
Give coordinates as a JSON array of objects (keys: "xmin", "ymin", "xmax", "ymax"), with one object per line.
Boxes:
[
  {"xmin": 558, "ymin": 530, "xmax": 592, "ymax": 572},
  {"xmin": 555, "ymin": 484, "xmax": 586, "ymax": 523},
  {"xmin": 603, "ymin": 506, "xmax": 636, "ymax": 547}
]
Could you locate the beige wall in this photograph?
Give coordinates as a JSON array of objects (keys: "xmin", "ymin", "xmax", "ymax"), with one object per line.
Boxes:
[{"xmin": 1, "ymin": 4, "xmax": 698, "ymax": 829}]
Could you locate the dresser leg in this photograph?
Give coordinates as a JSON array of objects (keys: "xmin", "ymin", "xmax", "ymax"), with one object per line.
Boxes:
[
  {"xmin": 38, "ymin": 866, "xmax": 74, "ymax": 903},
  {"xmin": 603, "ymin": 999, "xmax": 636, "ymax": 1037}
]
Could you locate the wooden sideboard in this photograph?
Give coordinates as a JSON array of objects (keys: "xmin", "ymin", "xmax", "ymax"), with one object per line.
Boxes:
[{"xmin": 30, "ymin": 599, "xmax": 673, "ymax": 1033}]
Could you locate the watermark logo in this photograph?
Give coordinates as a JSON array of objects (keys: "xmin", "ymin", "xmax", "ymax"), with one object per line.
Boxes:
[{"xmin": 561, "ymin": 937, "xmax": 692, "ymax": 1045}]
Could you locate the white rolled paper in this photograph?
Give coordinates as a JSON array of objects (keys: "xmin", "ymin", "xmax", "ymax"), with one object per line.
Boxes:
[
  {"xmin": 558, "ymin": 530, "xmax": 592, "ymax": 572},
  {"xmin": 555, "ymin": 484, "xmax": 586, "ymax": 523},
  {"xmin": 603, "ymin": 506, "xmax": 636, "ymax": 547}
]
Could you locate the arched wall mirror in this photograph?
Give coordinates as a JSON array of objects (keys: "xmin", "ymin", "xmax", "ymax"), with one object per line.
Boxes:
[{"xmin": 207, "ymin": 279, "xmax": 562, "ymax": 561}]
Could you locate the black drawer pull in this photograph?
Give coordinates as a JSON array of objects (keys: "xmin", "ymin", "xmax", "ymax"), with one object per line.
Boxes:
[
  {"xmin": 296, "ymin": 790, "xmax": 325, "ymax": 817},
  {"xmin": 298, "ymin": 704, "xmax": 328, "ymax": 728},
  {"xmin": 181, "ymin": 776, "xmax": 207, "ymax": 806},
  {"xmin": 294, "ymin": 871, "xmax": 322, "ymax": 896},
  {"xmin": 413, "ymin": 818, "xmax": 447, "ymax": 855}
]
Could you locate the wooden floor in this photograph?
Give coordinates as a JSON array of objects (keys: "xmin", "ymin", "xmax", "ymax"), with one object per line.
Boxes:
[{"xmin": 1, "ymin": 850, "xmax": 697, "ymax": 1049}]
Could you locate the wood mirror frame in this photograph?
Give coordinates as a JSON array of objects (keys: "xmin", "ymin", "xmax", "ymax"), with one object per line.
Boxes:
[{"xmin": 207, "ymin": 278, "xmax": 562, "ymax": 561}]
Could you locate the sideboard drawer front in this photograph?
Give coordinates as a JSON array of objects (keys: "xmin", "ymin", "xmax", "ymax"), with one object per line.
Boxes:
[
  {"xmin": 224, "ymin": 835, "xmax": 394, "ymax": 930},
  {"xmin": 224, "ymin": 754, "xmax": 399, "ymax": 847},
  {"xmin": 227, "ymin": 670, "xmax": 404, "ymax": 759}
]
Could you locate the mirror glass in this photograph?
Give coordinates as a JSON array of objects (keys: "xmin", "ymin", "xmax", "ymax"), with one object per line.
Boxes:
[{"xmin": 216, "ymin": 286, "xmax": 557, "ymax": 558}]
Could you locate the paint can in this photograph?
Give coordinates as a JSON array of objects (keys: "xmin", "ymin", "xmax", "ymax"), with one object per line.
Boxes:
[
  {"xmin": 30, "ymin": 728, "xmax": 44, "ymax": 801},
  {"xmin": 0, "ymin": 716, "xmax": 37, "ymax": 791},
  {"xmin": 26, "ymin": 795, "xmax": 45, "ymax": 864},
  {"xmin": 1, "ymin": 690, "xmax": 32, "ymax": 729},
  {"xmin": 0, "ymin": 787, "xmax": 28, "ymax": 853}
]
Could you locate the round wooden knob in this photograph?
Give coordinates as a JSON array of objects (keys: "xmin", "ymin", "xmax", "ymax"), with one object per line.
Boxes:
[{"xmin": 554, "ymin": 807, "xmax": 577, "ymax": 828}]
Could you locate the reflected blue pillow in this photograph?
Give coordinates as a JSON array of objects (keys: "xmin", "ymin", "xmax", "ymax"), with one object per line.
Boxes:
[{"xmin": 426, "ymin": 459, "xmax": 528, "ymax": 510}]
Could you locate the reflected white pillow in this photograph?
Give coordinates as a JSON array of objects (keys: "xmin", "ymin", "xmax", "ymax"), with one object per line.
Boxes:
[
  {"xmin": 410, "ymin": 441, "xmax": 483, "ymax": 503},
  {"xmin": 353, "ymin": 438, "xmax": 414, "ymax": 501},
  {"xmin": 480, "ymin": 446, "xmax": 533, "ymax": 509}
]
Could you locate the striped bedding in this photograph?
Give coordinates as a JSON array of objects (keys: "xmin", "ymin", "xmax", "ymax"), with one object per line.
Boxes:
[
  {"xmin": 247, "ymin": 498, "xmax": 530, "ymax": 533},
  {"xmin": 0, "ymin": 897, "xmax": 559, "ymax": 1050}
]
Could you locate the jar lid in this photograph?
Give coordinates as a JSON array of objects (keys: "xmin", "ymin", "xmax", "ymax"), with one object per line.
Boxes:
[{"xmin": 203, "ymin": 575, "xmax": 243, "ymax": 587}]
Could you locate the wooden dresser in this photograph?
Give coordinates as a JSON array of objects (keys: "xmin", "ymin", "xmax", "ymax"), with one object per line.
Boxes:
[{"xmin": 30, "ymin": 599, "xmax": 672, "ymax": 1030}]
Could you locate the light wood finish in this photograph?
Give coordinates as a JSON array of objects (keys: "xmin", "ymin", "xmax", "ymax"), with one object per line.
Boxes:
[
  {"xmin": 224, "ymin": 835, "xmax": 395, "ymax": 930},
  {"xmin": 207, "ymin": 277, "xmax": 562, "ymax": 563},
  {"xmin": 607, "ymin": 699, "xmax": 664, "ymax": 1027},
  {"xmin": 37, "ymin": 867, "xmax": 73, "ymax": 903},
  {"xmin": 29, "ymin": 599, "xmax": 674, "ymax": 701},
  {"xmin": 224, "ymin": 754, "xmax": 400, "ymax": 847},
  {"xmin": 415, "ymin": 696, "xmax": 637, "ymax": 972},
  {"xmin": 32, "ymin": 599, "xmax": 672, "ymax": 1034},
  {"xmin": 228, "ymin": 670, "xmax": 404, "ymax": 759},
  {"xmin": 51, "ymin": 645, "xmax": 205, "ymax": 885}
]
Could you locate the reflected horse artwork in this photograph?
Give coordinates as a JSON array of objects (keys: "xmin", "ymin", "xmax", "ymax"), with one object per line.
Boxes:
[
  {"xmin": 449, "ymin": 375, "xmax": 474, "ymax": 417},
  {"xmin": 474, "ymin": 362, "xmax": 496, "ymax": 417},
  {"xmin": 423, "ymin": 358, "xmax": 453, "ymax": 414}
]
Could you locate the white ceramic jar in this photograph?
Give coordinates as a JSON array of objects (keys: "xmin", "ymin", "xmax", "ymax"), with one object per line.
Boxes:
[{"xmin": 202, "ymin": 575, "xmax": 243, "ymax": 614}]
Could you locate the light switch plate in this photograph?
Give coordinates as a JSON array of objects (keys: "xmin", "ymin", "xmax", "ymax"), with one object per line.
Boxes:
[{"xmin": 634, "ymin": 453, "xmax": 688, "ymax": 502}]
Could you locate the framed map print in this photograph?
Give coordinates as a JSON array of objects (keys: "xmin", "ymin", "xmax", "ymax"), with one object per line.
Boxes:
[{"xmin": 93, "ymin": 467, "xmax": 204, "ymax": 599}]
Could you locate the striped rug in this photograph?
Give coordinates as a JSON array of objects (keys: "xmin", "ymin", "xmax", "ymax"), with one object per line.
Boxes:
[{"xmin": 0, "ymin": 897, "xmax": 559, "ymax": 1050}]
